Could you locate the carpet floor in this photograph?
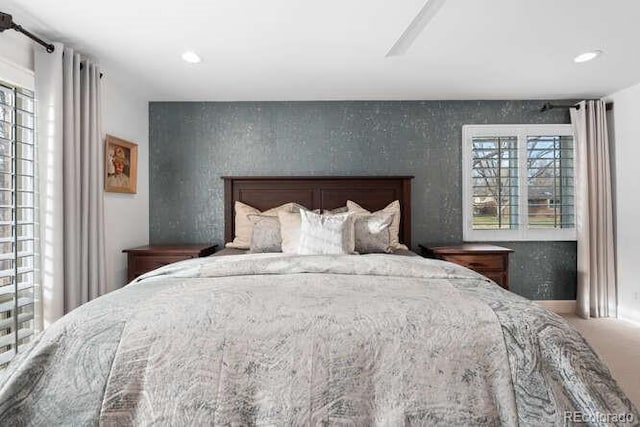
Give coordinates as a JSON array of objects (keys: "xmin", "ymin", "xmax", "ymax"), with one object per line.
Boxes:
[{"xmin": 563, "ymin": 314, "xmax": 640, "ymax": 409}]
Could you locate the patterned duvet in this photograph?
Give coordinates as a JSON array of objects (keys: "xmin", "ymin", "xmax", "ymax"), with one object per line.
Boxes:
[{"xmin": 0, "ymin": 254, "xmax": 637, "ymax": 426}]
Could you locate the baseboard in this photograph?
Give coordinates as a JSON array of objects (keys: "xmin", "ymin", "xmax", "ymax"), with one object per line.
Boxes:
[{"xmin": 534, "ymin": 300, "xmax": 576, "ymax": 314}]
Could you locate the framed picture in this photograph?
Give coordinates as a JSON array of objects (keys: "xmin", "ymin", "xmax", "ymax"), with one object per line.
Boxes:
[{"xmin": 105, "ymin": 135, "xmax": 138, "ymax": 194}]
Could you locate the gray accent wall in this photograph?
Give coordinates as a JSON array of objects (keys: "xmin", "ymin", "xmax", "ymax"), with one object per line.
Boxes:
[{"xmin": 149, "ymin": 101, "xmax": 576, "ymax": 300}]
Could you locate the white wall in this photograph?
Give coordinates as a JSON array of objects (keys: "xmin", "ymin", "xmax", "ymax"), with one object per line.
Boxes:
[
  {"xmin": 102, "ymin": 72, "xmax": 149, "ymax": 289},
  {"xmin": 0, "ymin": 30, "xmax": 33, "ymax": 71},
  {"xmin": 0, "ymin": 37, "xmax": 149, "ymax": 291},
  {"xmin": 609, "ymin": 82, "xmax": 640, "ymax": 324}
]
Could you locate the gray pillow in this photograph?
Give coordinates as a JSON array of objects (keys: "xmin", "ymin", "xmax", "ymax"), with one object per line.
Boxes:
[
  {"xmin": 354, "ymin": 212, "xmax": 394, "ymax": 253},
  {"xmin": 247, "ymin": 214, "xmax": 282, "ymax": 253},
  {"xmin": 347, "ymin": 200, "xmax": 407, "ymax": 250}
]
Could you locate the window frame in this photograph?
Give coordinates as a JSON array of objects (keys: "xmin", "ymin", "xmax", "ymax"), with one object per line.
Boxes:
[{"xmin": 462, "ymin": 124, "xmax": 576, "ymax": 242}]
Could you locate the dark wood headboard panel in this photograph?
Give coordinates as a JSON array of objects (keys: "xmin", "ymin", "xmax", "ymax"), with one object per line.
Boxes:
[{"xmin": 222, "ymin": 176, "xmax": 414, "ymax": 246}]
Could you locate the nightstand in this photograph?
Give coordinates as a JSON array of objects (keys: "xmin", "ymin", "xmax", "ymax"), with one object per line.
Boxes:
[
  {"xmin": 419, "ymin": 244, "xmax": 513, "ymax": 290},
  {"xmin": 122, "ymin": 244, "xmax": 217, "ymax": 282}
]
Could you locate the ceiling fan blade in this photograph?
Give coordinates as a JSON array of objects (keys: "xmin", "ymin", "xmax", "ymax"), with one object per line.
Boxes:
[{"xmin": 386, "ymin": 0, "xmax": 447, "ymax": 57}]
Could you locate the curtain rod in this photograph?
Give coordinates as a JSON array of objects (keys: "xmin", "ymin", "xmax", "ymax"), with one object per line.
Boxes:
[
  {"xmin": 2, "ymin": 12, "xmax": 103, "ymax": 78},
  {"xmin": 540, "ymin": 102, "xmax": 613, "ymax": 113},
  {"xmin": 0, "ymin": 12, "xmax": 54, "ymax": 53}
]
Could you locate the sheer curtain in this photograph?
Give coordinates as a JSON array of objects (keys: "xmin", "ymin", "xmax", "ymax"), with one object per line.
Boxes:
[
  {"xmin": 570, "ymin": 100, "xmax": 616, "ymax": 319},
  {"xmin": 35, "ymin": 44, "xmax": 106, "ymax": 326}
]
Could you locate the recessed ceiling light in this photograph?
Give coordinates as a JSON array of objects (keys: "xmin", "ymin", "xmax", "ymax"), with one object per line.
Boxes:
[
  {"xmin": 574, "ymin": 50, "xmax": 603, "ymax": 63},
  {"xmin": 181, "ymin": 51, "xmax": 201, "ymax": 64}
]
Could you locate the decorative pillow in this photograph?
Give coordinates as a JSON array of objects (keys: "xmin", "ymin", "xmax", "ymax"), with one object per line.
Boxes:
[
  {"xmin": 278, "ymin": 210, "xmax": 303, "ymax": 254},
  {"xmin": 226, "ymin": 201, "xmax": 303, "ymax": 249},
  {"xmin": 247, "ymin": 214, "xmax": 282, "ymax": 253},
  {"xmin": 346, "ymin": 200, "xmax": 408, "ymax": 250},
  {"xmin": 298, "ymin": 210, "xmax": 355, "ymax": 255},
  {"xmin": 353, "ymin": 212, "xmax": 394, "ymax": 253}
]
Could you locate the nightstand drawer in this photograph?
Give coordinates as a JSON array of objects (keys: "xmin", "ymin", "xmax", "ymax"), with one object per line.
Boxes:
[
  {"xmin": 132, "ymin": 255, "xmax": 192, "ymax": 277},
  {"xmin": 440, "ymin": 254, "xmax": 504, "ymax": 271}
]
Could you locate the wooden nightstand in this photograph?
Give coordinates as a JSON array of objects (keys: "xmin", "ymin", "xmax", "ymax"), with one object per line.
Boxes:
[
  {"xmin": 419, "ymin": 244, "xmax": 513, "ymax": 290},
  {"xmin": 122, "ymin": 244, "xmax": 217, "ymax": 282}
]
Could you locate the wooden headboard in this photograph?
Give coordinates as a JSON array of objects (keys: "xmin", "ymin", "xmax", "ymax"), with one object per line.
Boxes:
[{"xmin": 222, "ymin": 176, "xmax": 414, "ymax": 246}]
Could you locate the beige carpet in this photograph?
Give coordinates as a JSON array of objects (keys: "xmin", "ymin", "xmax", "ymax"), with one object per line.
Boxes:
[{"xmin": 563, "ymin": 314, "xmax": 640, "ymax": 409}]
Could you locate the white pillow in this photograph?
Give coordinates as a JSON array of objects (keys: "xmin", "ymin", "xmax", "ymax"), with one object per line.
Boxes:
[
  {"xmin": 298, "ymin": 210, "xmax": 355, "ymax": 255},
  {"xmin": 278, "ymin": 210, "xmax": 303, "ymax": 254},
  {"xmin": 346, "ymin": 200, "xmax": 408, "ymax": 250},
  {"xmin": 226, "ymin": 201, "xmax": 303, "ymax": 249}
]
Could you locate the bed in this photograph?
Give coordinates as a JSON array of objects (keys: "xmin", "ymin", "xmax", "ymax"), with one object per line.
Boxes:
[{"xmin": 0, "ymin": 176, "xmax": 637, "ymax": 426}]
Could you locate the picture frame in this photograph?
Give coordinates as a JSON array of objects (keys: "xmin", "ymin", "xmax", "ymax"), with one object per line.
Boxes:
[{"xmin": 105, "ymin": 134, "xmax": 138, "ymax": 194}]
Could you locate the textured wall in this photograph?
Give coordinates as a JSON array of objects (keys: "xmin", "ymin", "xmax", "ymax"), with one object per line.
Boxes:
[{"xmin": 149, "ymin": 101, "xmax": 576, "ymax": 300}]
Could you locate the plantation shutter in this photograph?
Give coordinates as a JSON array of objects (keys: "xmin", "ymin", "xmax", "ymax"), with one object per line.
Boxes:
[
  {"xmin": 470, "ymin": 136, "xmax": 519, "ymax": 230},
  {"xmin": 0, "ymin": 81, "xmax": 37, "ymax": 368},
  {"xmin": 526, "ymin": 135, "xmax": 575, "ymax": 229},
  {"xmin": 463, "ymin": 125, "xmax": 576, "ymax": 241}
]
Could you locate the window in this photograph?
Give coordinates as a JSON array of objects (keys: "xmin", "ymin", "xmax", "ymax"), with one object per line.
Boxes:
[
  {"xmin": 0, "ymin": 80, "xmax": 37, "ymax": 368},
  {"xmin": 462, "ymin": 124, "xmax": 576, "ymax": 241}
]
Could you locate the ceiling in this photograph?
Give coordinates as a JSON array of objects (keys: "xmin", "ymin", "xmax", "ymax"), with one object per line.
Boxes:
[{"xmin": 3, "ymin": 0, "xmax": 640, "ymax": 101}]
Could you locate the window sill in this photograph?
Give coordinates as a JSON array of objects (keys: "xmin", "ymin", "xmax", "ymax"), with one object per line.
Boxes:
[{"xmin": 464, "ymin": 230, "xmax": 577, "ymax": 242}]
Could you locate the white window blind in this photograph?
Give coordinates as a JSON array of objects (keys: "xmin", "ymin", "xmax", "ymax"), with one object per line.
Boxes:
[
  {"xmin": 470, "ymin": 136, "xmax": 519, "ymax": 230},
  {"xmin": 462, "ymin": 124, "xmax": 576, "ymax": 241},
  {"xmin": 0, "ymin": 81, "xmax": 36, "ymax": 368},
  {"xmin": 526, "ymin": 135, "xmax": 575, "ymax": 229}
]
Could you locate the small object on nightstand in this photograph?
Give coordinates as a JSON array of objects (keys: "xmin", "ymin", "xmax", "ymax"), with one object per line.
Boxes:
[
  {"xmin": 419, "ymin": 243, "xmax": 513, "ymax": 290},
  {"xmin": 122, "ymin": 244, "xmax": 218, "ymax": 283}
]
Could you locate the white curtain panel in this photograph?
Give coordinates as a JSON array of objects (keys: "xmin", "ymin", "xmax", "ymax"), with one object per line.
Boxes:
[
  {"xmin": 35, "ymin": 44, "xmax": 107, "ymax": 326},
  {"xmin": 570, "ymin": 100, "xmax": 616, "ymax": 319}
]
